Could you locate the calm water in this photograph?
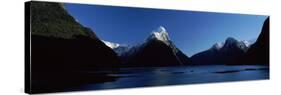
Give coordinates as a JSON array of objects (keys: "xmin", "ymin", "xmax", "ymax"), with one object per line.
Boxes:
[{"xmin": 70, "ymin": 65, "xmax": 269, "ymax": 91}]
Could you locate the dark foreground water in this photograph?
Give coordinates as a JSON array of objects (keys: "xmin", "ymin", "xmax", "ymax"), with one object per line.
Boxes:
[{"xmin": 67, "ymin": 65, "xmax": 269, "ymax": 91}]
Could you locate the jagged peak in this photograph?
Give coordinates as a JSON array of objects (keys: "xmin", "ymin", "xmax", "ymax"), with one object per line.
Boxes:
[
  {"xmin": 212, "ymin": 42, "xmax": 224, "ymax": 50},
  {"xmin": 147, "ymin": 26, "xmax": 170, "ymax": 42},
  {"xmin": 209, "ymin": 37, "xmax": 254, "ymax": 53},
  {"xmin": 225, "ymin": 37, "xmax": 238, "ymax": 43},
  {"xmin": 102, "ymin": 40, "xmax": 121, "ymax": 49},
  {"xmin": 241, "ymin": 40, "xmax": 251, "ymax": 47},
  {"xmin": 223, "ymin": 37, "xmax": 239, "ymax": 47},
  {"xmin": 154, "ymin": 26, "xmax": 167, "ymax": 33}
]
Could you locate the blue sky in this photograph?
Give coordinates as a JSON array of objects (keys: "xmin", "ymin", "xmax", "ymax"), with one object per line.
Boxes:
[{"xmin": 64, "ymin": 3, "xmax": 268, "ymax": 56}]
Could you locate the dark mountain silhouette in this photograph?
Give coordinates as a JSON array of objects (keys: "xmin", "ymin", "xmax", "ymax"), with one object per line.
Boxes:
[
  {"xmin": 31, "ymin": 1, "xmax": 121, "ymax": 71},
  {"xmin": 190, "ymin": 37, "xmax": 248, "ymax": 65},
  {"xmin": 122, "ymin": 26, "xmax": 190, "ymax": 67},
  {"xmin": 190, "ymin": 17, "xmax": 269, "ymax": 65},
  {"xmin": 244, "ymin": 17, "xmax": 269, "ymax": 65},
  {"xmin": 27, "ymin": 1, "xmax": 121, "ymax": 93}
]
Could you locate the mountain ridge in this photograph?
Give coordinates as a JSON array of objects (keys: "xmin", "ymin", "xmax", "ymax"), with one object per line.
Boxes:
[
  {"xmin": 30, "ymin": 1, "xmax": 122, "ymax": 72},
  {"xmin": 190, "ymin": 37, "xmax": 252, "ymax": 65},
  {"xmin": 121, "ymin": 26, "xmax": 190, "ymax": 67}
]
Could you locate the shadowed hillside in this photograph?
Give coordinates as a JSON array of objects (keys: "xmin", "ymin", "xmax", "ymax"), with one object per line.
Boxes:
[
  {"xmin": 245, "ymin": 17, "xmax": 269, "ymax": 65},
  {"xmin": 28, "ymin": 1, "xmax": 122, "ymax": 93}
]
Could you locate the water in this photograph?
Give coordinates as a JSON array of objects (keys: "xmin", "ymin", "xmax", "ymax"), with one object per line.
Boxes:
[{"xmin": 70, "ymin": 65, "xmax": 269, "ymax": 91}]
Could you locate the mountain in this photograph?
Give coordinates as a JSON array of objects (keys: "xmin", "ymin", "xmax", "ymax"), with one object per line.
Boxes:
[
  {"xmin": 31, "ymin": 1, "xmax": 122, "ymax": 71},
  {"xmin": 102, "ymin": 40, "xmax": 130, "ymax": 56},
  {"xmin": 122, "ymin": 26, "xmax": 190, "ymax": 67},
  {"xmin": 31, "ymin": 2, "xmax": 95, "ymax": 39},
  {"xmin": 244, "ymin": 17, "xmax": 269, "ymax": 65},
  {"xmin": 242, "ymin": 39, "xmax": 256, "ymax": 47},
  {"xmin": 29, "ymin": 1, "xmax": 123, "ymax": 93},
  {"xmin": 190, "ymin": 37, "xmax": 250, "ymax": 65}
]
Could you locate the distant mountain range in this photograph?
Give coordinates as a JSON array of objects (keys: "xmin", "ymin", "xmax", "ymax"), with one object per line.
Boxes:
[
  {"xmin": 103, "ymin": 26, "xmax": 190, "ymax": 67},
  {"xmin": 102, "ymin": 23, "xmax": 270, "ymax": 66},
  {"xmin": 190, "ymin": 18, "xmax": 269, "ymax": 65},
  {"xmin": 102, "ymin": 21, "xmax": 269, "ymax": 66},
  {"xmin": 31, "ymin": 1, "xmax": 269, "ymax": 70},
  {"xmin": 190, "ymin": 37, "xmax": 252, "ymax": 65},
  {"xmin": 28, "ymin": 1, "xmax": 269, "ymax": 93}
]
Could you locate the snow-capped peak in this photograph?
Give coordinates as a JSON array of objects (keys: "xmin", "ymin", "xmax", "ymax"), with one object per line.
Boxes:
[
  {"xmin": 241, "ymin": 39, "xmax": 256, "ymax": 47},
  {"xmin": 102, "ymin": 40, "xmax": 130, "ymax": 56},
  {"xmin": 102, "ymin": 40, "xmax": 120, "ymax": 49},
  {"xmin": 155, "ymin": 26, "xmax": 167, "ymax": 33},
  {"xmin": 147, "ymin": 26, "xmax": 170, "ymax": 42},
  {"xmin": 241, "ymin": 40, "xmax": 251, "ymax": 47},
  {"xmin": 212, "ymin": 42, "xmax": 224, "ymax": 50},
  {"xmin": 211, "ymin": 37, "xmax": 255, "ymax": 51}
]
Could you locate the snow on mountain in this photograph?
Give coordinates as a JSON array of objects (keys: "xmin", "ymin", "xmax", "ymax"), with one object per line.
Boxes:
[
  {"xmin": 146, "ymin": 26, "xmax": 170, "ymax": 44},
  {"xmin": 242, "ymin": 39, "xmax": 256, "ymax": 47},
  {"xmin": 212, "ymin": 42, "xmax": 224, "ymax": 50},
  {"xmin": 146, "ymin": 26, "xmax": 184, "ymax": 53},
  {"xmin": 241, "ymin": 40, "xmax": 251, "ymax": 47},
  {"xmin": 122, "ymin": 26, "xmax": 171, "ymax": 56},
  {"xmin": 121, "ymin": 26, "xmax": 189, "ymax": 66},
  {"xmin": 113, "ymin": 46, "xmax": 130, "ymax": 56},
  {"xmin": 191, "ymin": 37, "xmax": 251, "ymax": 65},
  {"xmin": 210, "ymin": 37, "xmax": 254, "ymax": 52},
  {"xmin": 102, "ymin": 40, "xmax": 120, "ymax": 49},
  {"xmin": 102, "ymin": 40, "xmax": 129, "ymax": 56}
]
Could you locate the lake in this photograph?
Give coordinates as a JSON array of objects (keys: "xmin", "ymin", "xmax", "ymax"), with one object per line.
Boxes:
[{"xmin": 69, "ymin": 65, "xmax": 269, "ymax": 91}]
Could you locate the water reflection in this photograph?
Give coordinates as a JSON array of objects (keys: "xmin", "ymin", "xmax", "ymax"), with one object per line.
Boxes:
[{"xmin": 74, "ymin": 65, "xmax": 269, "ymax": 91}]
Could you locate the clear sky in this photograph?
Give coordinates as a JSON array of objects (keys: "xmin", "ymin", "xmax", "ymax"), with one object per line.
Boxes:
[{"xmin": 64, "ymin": 3, "xmax": 268, "ymax": 56}]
